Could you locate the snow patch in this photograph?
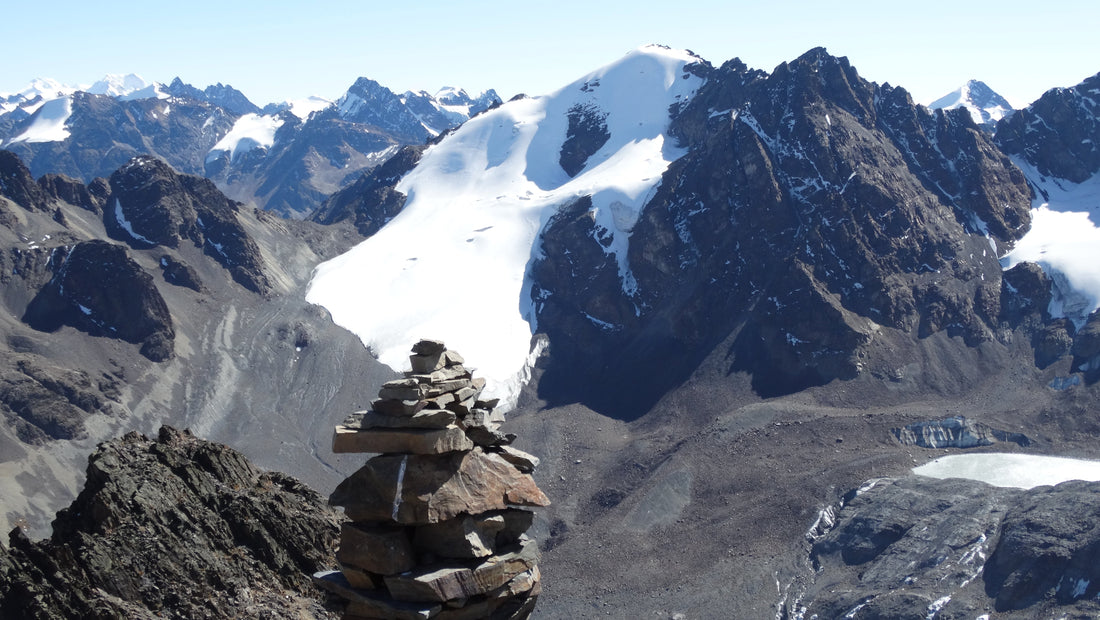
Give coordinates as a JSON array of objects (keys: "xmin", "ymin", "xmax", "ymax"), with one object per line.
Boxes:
[
  {"xmin": 206, "ymin": 113, "xmax": 284, "ymax": 163},
  {"xmin": 113, "ymin": 199, "xmax": 155, "ymax": 245},
  {"xmin": 307, "ymin": 45, "xmax": 704, "ymax": 408},
  {"xmin": 913, "ymin": 453, "xmax": 1100, "ymax": 489},
  {"xmin": 284, "ymin": 96, "xmax": 332, "ymax": 120}
]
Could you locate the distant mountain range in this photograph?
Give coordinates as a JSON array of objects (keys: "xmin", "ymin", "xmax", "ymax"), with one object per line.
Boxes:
[{"xmin": 0, "ymin": 74, "xmax": 500, "ymax": 218}]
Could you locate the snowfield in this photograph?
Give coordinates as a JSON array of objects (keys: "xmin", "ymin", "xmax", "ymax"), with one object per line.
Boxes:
[
  {"xmin": 306, "ymin": 45, "xmax": 705, "ymax": 409},
  {"xmin": 914, "ymin": 453, "xmax": 1100, "ymax": 489},
  {"xmin": 7, "ymin": 96, "xmax": 74, "ymax": 144}
]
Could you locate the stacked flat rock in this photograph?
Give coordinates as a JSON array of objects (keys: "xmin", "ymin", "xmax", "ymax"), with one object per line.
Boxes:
[{"xmin": 314, "ymin": 339, "xmax": 550, "ymax": 620}]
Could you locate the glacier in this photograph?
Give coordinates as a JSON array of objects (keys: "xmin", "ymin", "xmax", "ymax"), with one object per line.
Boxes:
[{"xmin": 306, "ymin": 45, "xmax": 705, "ymax": 409}]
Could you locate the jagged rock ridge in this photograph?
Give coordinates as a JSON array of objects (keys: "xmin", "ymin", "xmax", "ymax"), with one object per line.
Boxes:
[
  {"xmin": 0, "ymin": 426, "xmax": 342, "ymax": 619},
  {"xmin": 995, "ymin": 71, "xmax": 1100, "ymax": 183},
  {"xmin": 533, "ymin": 48, "xmax": 1032, "ymax": 414}
]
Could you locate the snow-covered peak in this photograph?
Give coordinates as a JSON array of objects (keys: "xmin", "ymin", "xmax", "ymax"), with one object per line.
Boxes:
[
  {"xmin": 87, "ymin": 73, "xmax": 168, "ymax": 100},
  {"xmin": 434, "ymin": 86, "xmax": 478, "ymax": 106},
  {"xmin": 929, "ymin": 79, "xmax": 1014, "ymax": 127},
  {"xmin": 1, "ymin": 78, "xmax": 80, "ymax": 115},
  {"xmin": 9, "ymin": 77, "xmax": 78, "ymax": 101},
  {"xmin": 206, "ymin": 113, "xmax": 285, "ymax": 163},
  {"xmin": 306, "ymin": 44, "xmax": 706, "ymax": 410}
]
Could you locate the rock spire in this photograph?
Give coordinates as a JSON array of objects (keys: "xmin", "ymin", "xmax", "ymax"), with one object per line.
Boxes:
[{"xmin": 314, "ymin": 339, "xmax": 549, "ymax": 619}]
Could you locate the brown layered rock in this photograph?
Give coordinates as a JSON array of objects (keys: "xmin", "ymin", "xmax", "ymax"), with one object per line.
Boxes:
[{"xmin": 315, "ymin": 339, "xmax": 548, "ymax": 619}]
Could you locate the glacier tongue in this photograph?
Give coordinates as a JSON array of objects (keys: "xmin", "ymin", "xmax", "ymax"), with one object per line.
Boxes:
[{"xmin": 306, "ymin": 45, "xmax": 705, "ymax": 409}]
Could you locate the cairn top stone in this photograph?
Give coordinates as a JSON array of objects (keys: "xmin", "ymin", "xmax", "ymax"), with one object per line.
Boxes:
[{"xmin": 412, "ymin": 339, "xmax": 447, "ymax": 355}]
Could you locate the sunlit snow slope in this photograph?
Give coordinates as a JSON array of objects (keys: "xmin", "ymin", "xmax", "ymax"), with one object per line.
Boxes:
[{"xmin": 307, "ymin": 45, "xmax": 705, "ymax": 408}]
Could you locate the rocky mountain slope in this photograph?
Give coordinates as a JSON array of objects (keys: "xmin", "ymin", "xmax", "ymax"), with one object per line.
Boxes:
[
  {"xmin": 0, "ymin": 149, "xmax": 389, "ymax": 540},
  {"xmin": 2, "ymin": 46, "xmax": 1100, "ymax": 619},
  {"xmin": 304, "ymin": 46, "xmax": 1100, "ymax": 618}
]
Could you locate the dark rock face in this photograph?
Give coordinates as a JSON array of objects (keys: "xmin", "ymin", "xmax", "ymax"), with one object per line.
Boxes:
[
  {"xmin": 985, "ymin": 480, "xmax": 1100, "ymax": 611},
  {"xmin": 0, "ymin": 426, "xmax": 341, "ymax": 619},
  {"xmin": 1000, "ymin": 261, "xmax": 1053, "ymax": 326},
  {"xmin": 1071, "ymin": 311, "xmax": 1100, "ymax": 376},
  {"xmin": 311, "ymin": 145, "xmax": 426, "ymax": 236},
  {"xmin": 559, "ymin": 103, "xmax": 610, "ymax": 177},
  {"xmin": 532, "ymin": 48, "xmax": 1033, "ymax": 414},
  {"xmin": 108, "ymin": 156, "xmax": 271, "ymax": 294},
  {"xmin": 797, "ymin": 476, "xmax": 1100, "ymax": 619},
  {"xmin": 22, "ymin": 240, "xmax": 175, "ymax": 361},
  {"xmin": 996, "ymin": 71, "xmax": 1100, "ymax": 183}
]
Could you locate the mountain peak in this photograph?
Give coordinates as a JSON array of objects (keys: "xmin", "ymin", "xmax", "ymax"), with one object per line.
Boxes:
[{"xmin": 929, "ymin": 79, "xmax": 1014, "ymax": 128}]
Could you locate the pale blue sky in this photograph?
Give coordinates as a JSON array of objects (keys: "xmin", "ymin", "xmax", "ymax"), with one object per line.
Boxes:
[{"xmin": 4, "ymin": 0, "xmax": 1097, "ymax": 108}]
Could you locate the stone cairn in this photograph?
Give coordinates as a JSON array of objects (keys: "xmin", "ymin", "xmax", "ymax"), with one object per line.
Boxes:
[{"xmin": 313, "ymin": 339, "xmax": 550, "ymax": 620}]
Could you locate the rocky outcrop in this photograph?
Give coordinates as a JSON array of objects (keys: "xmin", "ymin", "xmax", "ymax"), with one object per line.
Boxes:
[
  {"xmin": 107, "ymin": 156, "xmax": 271, "ymax": 294},
  {"xmin": 317, "ymin": 340, "xmax": 548, "ymax": 619},
  {"xmin": 0, "ymin": 426, "xmax": 342, "ymax": 619},
  {"xmin": 0, "ymin": 149, "xmax": 50, "ymax": 212},
  {"xmin": 795, "ymin": 476, "xmax": 1100, "ymax": 619},
  {"xmin": 0, "ymin": 358, "xmax": 120, "ymax": 443},
  {"xmin": 22, "ymin": 240, "xmax": 175, "ymax": 361},
  {"xmin": 37, "ymin": 172, "xmax": 107, "ymax": 214},
  {"xmin": 985, "ymin": 480, "xmax": 1100, "ymax": 611},
  {"xmin": 892, "ymin": 416, "xmax": 1031, "ymax": 448},
  {"xmin": 158, "ymin": 253, "xmax": 205, "ymax": 291}
]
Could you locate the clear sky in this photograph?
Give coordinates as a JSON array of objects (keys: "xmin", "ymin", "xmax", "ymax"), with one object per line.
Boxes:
[{"xmin": 3, "ymin": 0, "xmax": 1097, "ymax": 109}]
